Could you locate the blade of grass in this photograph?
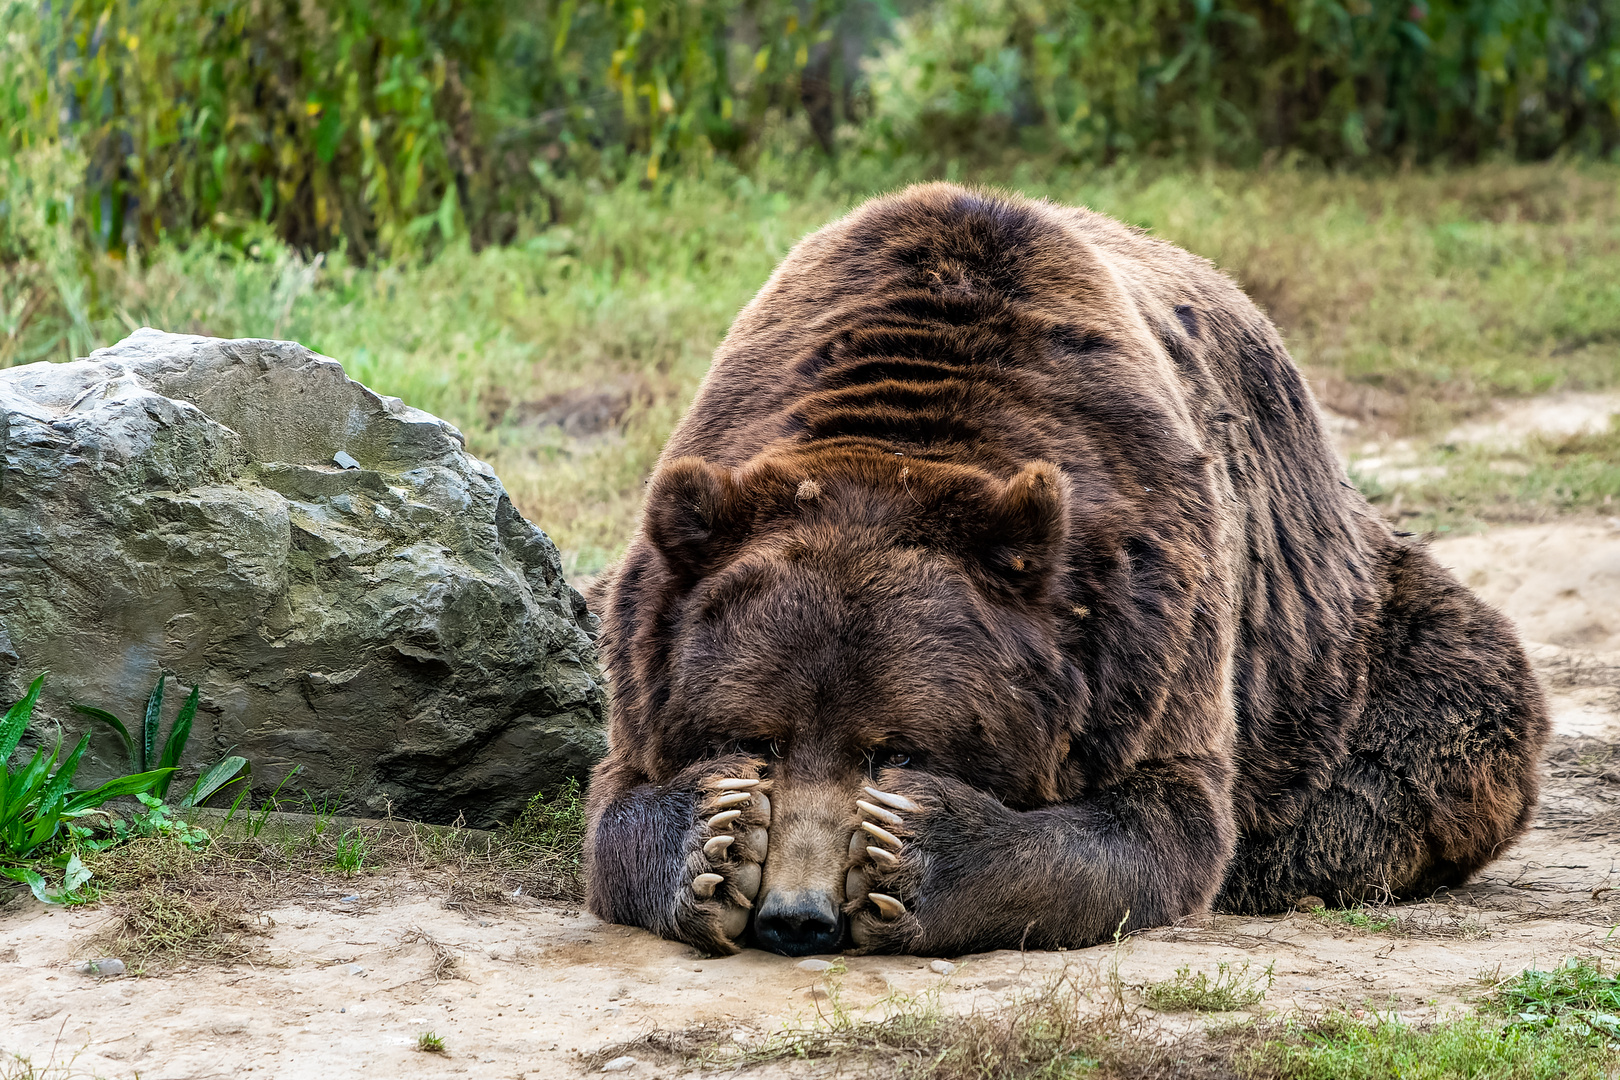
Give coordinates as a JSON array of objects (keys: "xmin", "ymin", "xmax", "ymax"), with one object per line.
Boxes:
[
  {"xmin": 155, "ymin": 685, "xmax": 197, "ymax": 799},
  {"xmin": 63, "ymin": 767, "xmax": 175, "ymax": 813},
  {"xmin": 70, "ymin": 702, "xmax": 135, "ymax": 762},
  {"xmin": 1, "ymin": 673, "xmax": 46, "ymax": 761},
  {"xmin": 141, "ymin": 675, "xmax": 165, "ymax": 774},
  {"xmin": 183, "ymin": 756, "xmax": 249, "ymax": 808}
]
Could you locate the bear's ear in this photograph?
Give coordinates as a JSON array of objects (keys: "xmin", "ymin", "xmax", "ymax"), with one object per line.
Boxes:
[
  {"xmin": 976, "ymin": 462, "xmax": 1068, "ymax": 592},
  {"xmin": 644, "ymin": 457, "xmax": 746, "ymax": 580}
]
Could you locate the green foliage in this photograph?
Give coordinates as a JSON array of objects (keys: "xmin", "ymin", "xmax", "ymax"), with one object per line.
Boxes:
[
  {"xmin": 0, "ymin": 0, "xmax": 842, "ymax": 258},
  {"xmin": 506, "ymin": 777, "xmax": 587, "ymax": 870},
  {"xmin": 4, "ymin": 0, "xmax": 1616, "ymax": 269},
  {"xmin": 1487, "ymin": 958, "xmax": 1620, "ymax": 1042},
  {"xmin": 1144, "ymin": 960, "xmax": 1274, "ymax": 1012},
  {"xmin": 331, "ymin": 830, "xmax": 370, "ymax": 876},
  {"xmin": 1246, "ymin": 1009, "xmax": 1620, "ymax": 1079},
  {"xmin": 0, "ymin": 673, "xmax": 174, "ymax": 904},
  {"xmin": 73, "ymin": 673, "xmax": 250, "ymax": 808},
  {"xmin": 1312, "ymin": 905, "xmax": 1401, "ymax": 932},
  {"xmin": 416, "ymin": 1031, "xmax": 447, "ymax": 1054},
  {"xmin": 864, "ymin": 0, "xmax": 1620, "ymax": 164}
]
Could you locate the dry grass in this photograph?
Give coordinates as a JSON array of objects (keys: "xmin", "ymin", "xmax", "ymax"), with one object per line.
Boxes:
[
  {"xmin": 69, "ymin": 788, "xmax": 586, "ymax": 972},
  {"xmin": 590, "ymin": 965, "xmax": 1243, "ymax": 1079}
]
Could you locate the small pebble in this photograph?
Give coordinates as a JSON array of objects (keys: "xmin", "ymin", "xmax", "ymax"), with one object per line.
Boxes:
[
  {"xmin": 77, "ymin": 958, "xmax": 125, "ymax": 977},
  {"xmin": 345, "ymin": 964, "xmax": 367, "ymax": 977},
  {"xmin": 600, "ymin": 1056, "xmax": 638, "ymax": 1073},
  {"xmin": 929, "ymin": 960, "xmax": 956, "ymax": 975},
  {"xmin": 340, "ymin": 895, "xmax": 359, "ymax": 903},
  {"xmin": 796, "ymin": 958, "xmax": 833, "ymax": 972}
]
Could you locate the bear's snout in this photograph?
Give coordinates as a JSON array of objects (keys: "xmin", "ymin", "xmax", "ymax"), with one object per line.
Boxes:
[
  {"xmin": 753, "ymin": 888, "xmax": 843, "ymax": 956},
  {"xmin": 750, "ymin": 778, "xmax": 853, "ymax": 956}
]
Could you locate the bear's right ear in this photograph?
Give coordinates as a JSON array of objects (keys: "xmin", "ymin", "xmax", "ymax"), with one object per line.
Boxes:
[{"xmin": 644, "ymin": 457, "xmax": 745, "ymax": 580}]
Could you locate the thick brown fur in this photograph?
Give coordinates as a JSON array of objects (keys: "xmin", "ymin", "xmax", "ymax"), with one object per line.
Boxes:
[{"xmin": 584, "ymin": 183, "xmax": 1548, "ymax": 957}]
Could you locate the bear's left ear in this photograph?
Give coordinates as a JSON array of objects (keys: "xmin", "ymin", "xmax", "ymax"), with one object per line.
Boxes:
[
  {"xmin": 976, "ymin": 462, "xmax": 1068, "ymax": 592},
  {"xmin": 643, "ymin": 456, "xmax": 748, "ymax": 580}
]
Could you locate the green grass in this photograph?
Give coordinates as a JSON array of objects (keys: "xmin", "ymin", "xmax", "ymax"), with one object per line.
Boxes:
[
  {"xmin": 1246, "ymin": 1010, "xmax": 1620, "ymax": 1080},
  {"xmin": 1485, "ymin": 958, "xmax": 1620, "ymax": 1042},
  {"xmin": 416, "ymin": 1031, "xmax": 447, "ymax": 1054},
  {"xmin": 7, "ymin": 160, "xmax": 1618, "ymax": 570},
  {"xmin": 1144, "ymin": 960, "xmax": 1274, "ymax": 1012},
  {"xmin": 1311, "ymin": 906, "xmax": 1402, "ymax": 934},
  {"xmin": 1357, "ymin": 417, "xmax": 1620, "ymax": 533}
]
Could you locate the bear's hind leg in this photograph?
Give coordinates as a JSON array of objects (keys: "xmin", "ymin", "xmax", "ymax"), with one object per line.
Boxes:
[{"xmin": 1218, "ymin": 545, "xmax": 1549, "ymax": 914}]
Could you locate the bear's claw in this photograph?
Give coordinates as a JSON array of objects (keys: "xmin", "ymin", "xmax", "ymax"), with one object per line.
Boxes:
[
  {"xmin": 856, "ymin": 799, "xmax": 904, "ymax": 826},
  {"xmin": 863, "ymin": 786, "xmax": 920, "ymax": 813},
  {"xmin": 848, "ymin": 787, "xmax": 917, "ymax": 938},
  {"xmin": 868, "ymin": 892, "xmax": 907, "ymax": 918},
  {"xmin": 866, "ymin": 845, "xmax": 899, "ymax": 867},
  {"xmin": 860, "ymin": 821, "xmax": 903, "ymax": 849},
  {"xmin": 686, "ymin": 774, "xmax": 772, "ymax": 945}
]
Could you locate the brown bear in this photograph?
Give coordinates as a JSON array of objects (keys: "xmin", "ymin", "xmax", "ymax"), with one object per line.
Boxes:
[{"xmin": 583, "ymin": 183, "xmax": 1549, "ymax": 958}]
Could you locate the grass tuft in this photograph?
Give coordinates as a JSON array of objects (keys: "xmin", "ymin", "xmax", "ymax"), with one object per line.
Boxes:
[
  {"xmin": 1311, "ymin": 906, "xmax": 1401, "ymax": 934},
  {"xmin": 592, "ymin": 966, "xmax": 1233, "ymax": 1078},
  {"xmin": 1144, "ymin": 961, "xmax": 1274, "ymax": 1013},
  {"xmin": 416, "ymin": 1031, "xmax": 447, "ymax": 1054}
]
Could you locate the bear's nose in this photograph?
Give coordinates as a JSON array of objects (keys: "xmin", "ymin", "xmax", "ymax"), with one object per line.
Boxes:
[{"xmin": 752, "ymin": 889, "xmax": 844, "ymax": 956}]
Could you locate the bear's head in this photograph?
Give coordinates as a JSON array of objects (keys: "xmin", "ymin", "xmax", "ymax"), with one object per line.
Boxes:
[{"xmin": 631, "ymin": 449, "xmax": 1079, "ymax": 953}]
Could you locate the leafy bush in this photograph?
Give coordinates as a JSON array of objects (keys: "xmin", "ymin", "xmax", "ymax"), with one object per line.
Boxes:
[
  {"xmin": 5, "ymin": 0, "xmax": 1615, "ymax": 273},
  {"xmin": 0, "ymin": 674, "xmax": 174, "ymax": 903}
]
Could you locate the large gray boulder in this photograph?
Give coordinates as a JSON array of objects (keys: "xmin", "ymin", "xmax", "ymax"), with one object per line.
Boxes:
[{"xmin": 0, "ymin": 329, "xmax": 605, "ymax": 827}]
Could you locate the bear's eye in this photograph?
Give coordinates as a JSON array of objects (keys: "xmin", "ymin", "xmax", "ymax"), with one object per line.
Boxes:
[
  {"xmin": 868, "ymin": 749, "xmax": 913, "ymax": 774},
  {"xmin": 739, "ymin": 738, "xmax": 785, "ymax": 760}
]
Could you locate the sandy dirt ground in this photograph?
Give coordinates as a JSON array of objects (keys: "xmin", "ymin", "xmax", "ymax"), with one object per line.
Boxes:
[{"xmin": 4, "ymin": 401, "xmax": 1620, "ymax": 1079}]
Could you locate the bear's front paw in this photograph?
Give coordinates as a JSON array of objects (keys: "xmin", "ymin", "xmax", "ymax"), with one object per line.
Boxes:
[
  {"xmin": 843, "ymin": 784, "xmax": 926, "ymax": 951},
  {"xmin": 675, "ymin": 770, "xmax": 772, "ymax": 952}
]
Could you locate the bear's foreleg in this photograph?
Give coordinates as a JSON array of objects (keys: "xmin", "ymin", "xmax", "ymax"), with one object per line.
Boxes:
[
  {"xmin": 842, "ymin": 760, "xmax": 1235, "ymax": 955},
  {"xmin": 585, "ymin": 753, "xmax": 772, "ymax": 955}
]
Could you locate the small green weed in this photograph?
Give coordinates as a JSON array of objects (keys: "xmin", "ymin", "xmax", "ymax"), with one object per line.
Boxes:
[
  {"xmin": 504, "ymin": 778, "xmax": 587, "ymax": 894},
  {"xmin": 331, "ymin": 830, "xmax": 369, "ymax": 876},
  {"xmin": 1486, "ymin": 958, "xmax": 1620, "ymax": 1042},
  {"xmin": 1145, "ymin": 960, "xmax": 1274, "ymax": 1012},
  {"xmin": 416, "ymin": 1032, "xmax": 447, "ymax": 1054},
  {"xmin": 1312, "ymin": 906, "xmax": 1400, "ymax": 933}
]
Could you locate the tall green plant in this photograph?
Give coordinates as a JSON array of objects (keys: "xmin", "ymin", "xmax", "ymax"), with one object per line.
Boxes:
[
  {"xmin": 0, "ymin": 674, "xmax": 174, "ymax": 903},
  {"xmin": 72, "ymin": 674, "xmax": 250, "ymax": 808}
]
